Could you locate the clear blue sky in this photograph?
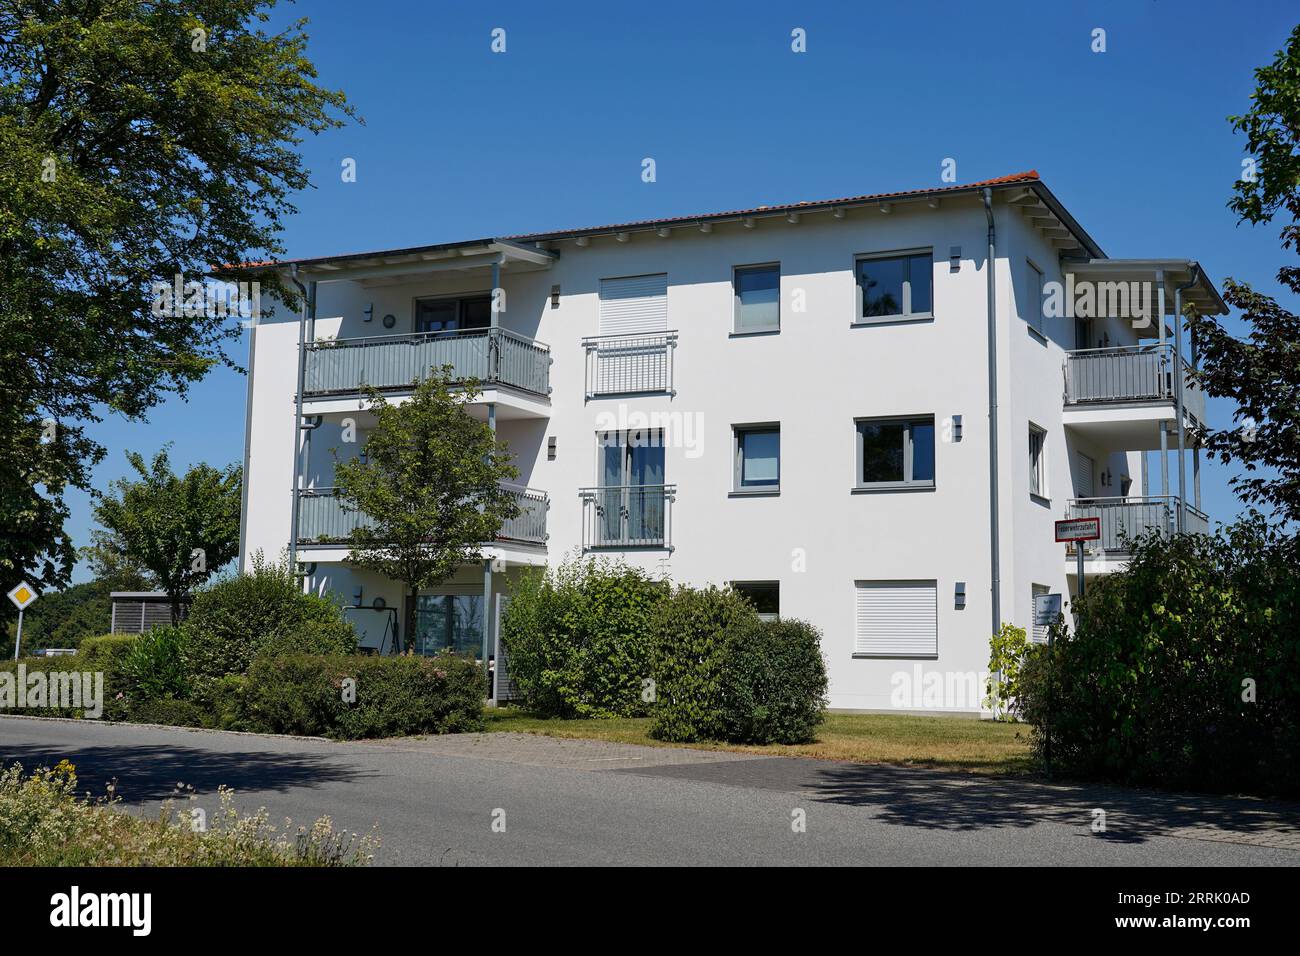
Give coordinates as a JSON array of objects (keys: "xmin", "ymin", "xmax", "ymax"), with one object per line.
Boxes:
[{"xmin": 66, "ymin": 0, "xmax": 1299, "ymax": 581}]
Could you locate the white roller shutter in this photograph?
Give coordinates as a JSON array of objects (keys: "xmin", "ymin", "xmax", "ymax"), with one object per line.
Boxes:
[
  {"xmin": 1031, "ymin": 583, "xmax": 1051, "ymax": 645},
  {"xmin": 599, "ymin": 274, "xmax": 668, "ymax": 336},
  {"xmin": 1073, "ymin": 452, "xmax": 1095, "ymax": 498},
  {"xmin": 854, "ymin": 580, "xmax": 938, "ymax": 656}
]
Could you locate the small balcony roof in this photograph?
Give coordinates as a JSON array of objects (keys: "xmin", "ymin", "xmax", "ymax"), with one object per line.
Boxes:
[{"xmin": 1062, "ymin": 258, "xmax": 1228, "ymax": 316}]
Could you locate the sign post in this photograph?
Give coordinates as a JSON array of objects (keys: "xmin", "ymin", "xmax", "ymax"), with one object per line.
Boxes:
[
  {"xmin": 1055, "ymin": 517, "xmax": 1101, "ymax": 599},
  {"xmin": 7, "ymin": 582, "xmax": 38, "ymax": 660}
]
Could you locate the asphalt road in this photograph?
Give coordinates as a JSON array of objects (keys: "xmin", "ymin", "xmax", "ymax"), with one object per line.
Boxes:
[{"xmin": 3, "ymin": 716, "xmax": 1298, "ymax": 866}]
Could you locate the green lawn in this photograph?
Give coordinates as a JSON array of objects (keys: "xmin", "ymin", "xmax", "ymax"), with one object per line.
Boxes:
[{"xmin": 484, "ymin": 708, "xmax": 1035, "ymax": 774}]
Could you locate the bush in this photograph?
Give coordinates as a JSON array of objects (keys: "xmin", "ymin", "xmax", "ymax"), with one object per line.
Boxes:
[
  {"xmin": 237, "ymin": 652, "xmax": 485, "ymax": 739},
  {"xmin": 720, "ymin": 617, "xmax": 828, "ymax": 744},
  {"xmin": 1018, "ymin": 516, "xmax": 1300, "ymax": 795},
  {"xmin": 120, "ymin": 624, "xmax": 189, "ymax": 702},
  {"xmin": 183, "ymin": 556, "xmax": 355, "ymax": 686},
  {"xmin": 648, "ymin": 585, "xmax": 759, "ymax": 742},
  {"xmin": 0, "ymin": 760, "xmax": 374, "ymax": 866},
  {"xmin": 502, "ymin": 558, "xmax": 665, "ymax": 718},
  {"xmin": 0, "ymin": 635, "xmax": 138, "ymax": 721},
  {"xmin": 254, "ymin": 619, "xmax": 359, "ymax": 660},
  {"xmin": 984, "ymin": 622, "xmax": 1030, "ymax": 721}
]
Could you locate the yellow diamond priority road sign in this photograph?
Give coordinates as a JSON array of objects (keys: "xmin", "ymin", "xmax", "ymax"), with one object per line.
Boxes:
[{"xmin": 7, "ymin": 582, "xmax": 37, "ymax": 611}]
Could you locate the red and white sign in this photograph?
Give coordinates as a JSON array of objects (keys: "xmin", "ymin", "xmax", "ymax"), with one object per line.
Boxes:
[{"xmin": 1055, "ymin": 517, "xmax": 1101, "ymax": 543}]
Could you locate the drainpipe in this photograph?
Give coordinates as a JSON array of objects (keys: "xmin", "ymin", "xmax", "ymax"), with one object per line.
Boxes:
[
  {"xmin": 286, "ymin": 265, "xmax": 315, "ymax": 589},
  {"xmin": 982, "ymin": 188, "xmax": 1001, "ymax": 636},
  {"xmin": 1173, "ymin": 270, "xmax": 1197, "ymax": 533}
]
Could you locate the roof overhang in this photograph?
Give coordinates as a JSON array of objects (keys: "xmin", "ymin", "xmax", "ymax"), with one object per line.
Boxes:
[
  {"xmin": 217, "ymin": 238, "xmax": 558, "ymax": 285},
  {"xmin": 1062, "ymin": 258, "xmax": 1228, "ymax": 316}
]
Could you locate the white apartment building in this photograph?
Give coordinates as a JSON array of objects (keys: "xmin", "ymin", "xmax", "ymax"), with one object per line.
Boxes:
[{"xmin": 236, "ymin": 170, "xmax": 1225, "ymax": 712}]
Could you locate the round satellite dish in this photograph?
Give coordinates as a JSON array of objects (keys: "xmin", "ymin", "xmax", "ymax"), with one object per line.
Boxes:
[
  {"xmin": 372, "ymin": 596, "xmax": 386, "ymax": 609},
  {"xmin": 382, "ymin": 314, "xmax": 396, "ymax": 329}
]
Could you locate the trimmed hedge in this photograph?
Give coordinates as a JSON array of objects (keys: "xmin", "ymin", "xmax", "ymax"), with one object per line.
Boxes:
[
  {"xmin": 648, "ymin": 585, "xmax": 760, "ymax": 742},
  {"xmin": 0, "ymin": 635, "xmax": 138, "ymax": 721},
  {"xmin": 1018, "ymin": 516, "xmax": 1300, "ymax": 795},
  {"xmin": 235, "ymin": 652, "xmax": 485, "ymax": 739},
  {"xmin": 720, "ymin": 617, "xmax": 828, "ymax": 744},
  {"xmin": 502, "ymin": 559, "xmax": 665, "ymax": 718}
]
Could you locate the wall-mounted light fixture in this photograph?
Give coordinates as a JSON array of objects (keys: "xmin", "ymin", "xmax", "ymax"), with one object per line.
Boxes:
[
  {"xmin": 550, "ymin": 285, "xmax": 561, "ymax": 308},
  {"xmin": 952, "ymin": 414, "xmax": 963, "ymax": 442},
  {"xmin": 547, "ymin": 436, "xmax": 557, "ymax": 460},
  {"xmin": 955, "ymin": 581, "xmax": 967, "ymax": 609}
]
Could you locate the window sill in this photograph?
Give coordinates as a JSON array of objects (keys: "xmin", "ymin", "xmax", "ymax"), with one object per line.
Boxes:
[
  {"xmin": 852, "ymin": 653, "xmax": 939, "ymax": 661},
  {"xmin": 1030, "ymin": 493, "xmax": 1051, "ymax": 508},
  {"xmin": 730, "ymin": 488, "xmax": 780, "ymax": 498},
  {"xmin": 852, "ymin": 482, "xmax": 936, "ymax": 494},
  {"xmin": 729, "ymin": 328, "xmax": 780, "ymax": 338},
  {"xmin": 851, "ymin": 313, "xmax": 934, "ymax": 328}
]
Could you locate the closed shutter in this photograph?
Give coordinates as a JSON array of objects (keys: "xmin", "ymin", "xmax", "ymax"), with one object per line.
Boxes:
[
  {"xmin": 598, "ymin": 274, "xmax": 668, "ymax": 336},
  {"xmin": 854, "ymin": 581, "xmax": 938, "ymax": 656},
  {"xmin": 1074, "ymin": 452, "xmax": 1095, "ymax": 498},
  {"xmin": 1031, "ymin": 584, "xmax": 1051, "ymax": 645}
]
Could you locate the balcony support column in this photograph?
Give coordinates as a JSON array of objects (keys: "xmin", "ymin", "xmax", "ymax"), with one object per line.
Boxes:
[
  {"xmin": 1194, "ymin": 444, "xmax": 1202, "ymax": 512},
  {"xmin": 482, "ymin": 558, "xmax": 495, "ymax": 701},
  {"xmin": 1159, "ymin": 420, "xmax": 1169, "ymax": 500}
]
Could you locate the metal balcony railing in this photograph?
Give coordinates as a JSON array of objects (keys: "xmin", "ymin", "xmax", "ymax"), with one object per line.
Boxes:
[
  {"xmin": 582, "ymin": 331, "xmax": 677, "ymax": 399},
  {"xmin": 303, "ymin": 327, "xmax": 550, "ymax": 398},
  {"xmin": 296, "ymin": 485, "xmax": 548, "ymax": 546},
  {"xmin": 1066, "ymin": 496, "xmax": 1209, "ymax": 552},
  {"xmin": 579, "ymin": 484, "xmax": 675, "ymax": 549},
  {"xmin": 1063, "ymin": 343, "xmax": 1204, "ymax": 424}
]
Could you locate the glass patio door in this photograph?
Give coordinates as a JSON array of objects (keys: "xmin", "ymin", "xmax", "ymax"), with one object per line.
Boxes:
[
  {"xmin": 597, "ymin": 430, "xmax": 664, "ymax": 546},
  {"xmin": 414, "ymin": 594, "xmax": 483, "ymax": 656}
]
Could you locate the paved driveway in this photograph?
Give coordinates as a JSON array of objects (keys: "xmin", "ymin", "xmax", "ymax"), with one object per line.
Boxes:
[{"xmin": 2, "ymin": 716, "xmax": 1297, "ymax": 866}]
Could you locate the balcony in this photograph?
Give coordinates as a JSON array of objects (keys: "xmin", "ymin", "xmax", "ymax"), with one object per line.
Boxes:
[
  {"xmin": 1066, "ymin": 496, "xmax": 1209, "ymax": 556},
  {"xmin": 296, "ymin": 485, "xmax": 549, "ymax": 548},
  {"xmin": 579, "ymin": 484, "xmax": 675, "ymax": 550},
  {"xmin": 1062, "ymin": 344, "xmax": 1204, "ymax": 448},
  {"xmin": 582, "ymin": 331, "xmax": 677, "ymax": 399},
  {"xmin": 303, "ymin": 328, "xmax": 551, "ymax": 400}
]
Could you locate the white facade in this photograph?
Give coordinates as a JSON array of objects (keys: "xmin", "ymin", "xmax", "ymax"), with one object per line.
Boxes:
[{"xmin": 238, "ymin": 173, "xmax": 1224, "ymax": 712}]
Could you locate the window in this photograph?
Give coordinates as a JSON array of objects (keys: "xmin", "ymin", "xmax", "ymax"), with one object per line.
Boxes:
[
  {"xmin": 591, "ymin": 274, "xmax": 672, "ymax": 396},
  {"xmin": 856, "ymin": 251, "xmax": 932, "ymax": 321},
  {"xmin": 594, "ymin": 429, "xmax": 666, "ymax": 545},
  {"xmin": 1024, "ymin": 260, "xmax": 1046, "ymax": 336},
  {"xmin": 733, "ymin": 264, "xmax": 780, "ymax": 333},
  {"xmin": 854, "ymin": 580, "xmax": 938, "ymax": 657},
  {"xmin": 1029, "ymin": 424, "xmax": 1047, "ymax": 499},
  {"xmin": 414, "ymin": 594, "xmax": 483, "ymax": 656},
  {"xmin": 734, "ymin": 424, "xmax": 780, "ymax": 493},
  {"xmin": 1031, "ymin": 584, "xmax": 1051, "ymax": 645},
  {"xmin": 733, "ymin": 581, "xmax": 779, "ymax": 621},
  {"xmin": 415, "ymin": 294, "xmax": 492, "ymax": 334},
  {"xmin": 856, "ymin": 417, "xmax": 935, "ymax": 489}
]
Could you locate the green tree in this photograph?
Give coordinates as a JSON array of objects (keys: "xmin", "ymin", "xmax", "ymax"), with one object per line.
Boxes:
[
  {"xmin": 333, "ymin": 369, "xmax": 520, "ymax": 654},
  {"xmin": 0, "ymin": 0, "xmax": 354, "ymax": 601},
  {"xmin": 93, "ymin": 448, "xmax": 242, "ymax": 622},
  {"xmin": 1187, "ymin": 24, "xmax": 1300, "ymax": 525}
]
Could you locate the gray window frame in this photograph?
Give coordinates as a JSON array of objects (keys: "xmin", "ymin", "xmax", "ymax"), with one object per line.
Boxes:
[
  {"xmin": 854, "ymin": 415, "xmax": 936, "ymax": 492},
  {"xmin": 853, "ymin": 249, "xmax": 934, "ymax": 325},
  {"xmin": 732, "ymin": 423, "xmax": 781, "ymax": 496},
  {"xmin": 1024, "ymin": 258, "xmax": 1046, "ymax": 338},
  {"xmin": 732, "ymin": 263, "xmax": 781, "ymax": 335},
  {"xmin": 1029, "ymin": 423, "xmax": 1048, "ymax": 500}
]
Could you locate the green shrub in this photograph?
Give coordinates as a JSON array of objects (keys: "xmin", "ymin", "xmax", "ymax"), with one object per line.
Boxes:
[
  {"xmin": 0, "ymin": 635, "xmax": 138, "ymax": 721},
  {"xmin": 120, "ymin": 624, "xmax": 189, "ymax": 701},
  {"xmin": 254, "ymin": 619, "xmax": 359, "ymax": 660},
  {"xmin": 126, "ymin": 697, "xmax": 209, "ymax": 728},
  {"xmin": 1018, "ymin": 515, "xmax": 1300, "ymax": 795},
  {"xmin": 983, "ymin": 622, "xmax": 1030, "ymax": 721},
  {"xmin": 183, "ymin": 556, "xmax": 355, "ymax": 686},
  {"xmin": 648, "ymin": 585, "xmax": 759, "ymax": 742},
  {"xmin": 720, "ymin": 617, "xmax": 828, "ymax": 744},
  {"xmin": 502, "ymin": 558, "xmax": 666, "ymax": 718},
  {"xmin": 237, "ymin": 652, "xmax": 485, "ymax": 739}
]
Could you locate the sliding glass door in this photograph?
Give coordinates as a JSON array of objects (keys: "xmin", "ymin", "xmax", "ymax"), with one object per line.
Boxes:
[{"xmin": 597, "ymin": 430, "xmax": 665, "ymax": 546}]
